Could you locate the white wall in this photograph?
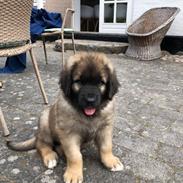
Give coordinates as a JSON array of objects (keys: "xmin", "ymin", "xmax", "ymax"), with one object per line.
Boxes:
[
  {"xmin": 73, "ymin": 0, "xmax": 80, "ymax": 31},
  {"xmin": 132, "ymin": 0, "xmax": 183, "ymax": 36},
  {"xmin": 33, "ymin": 0, "xmax": 46, "ymax": 8}
]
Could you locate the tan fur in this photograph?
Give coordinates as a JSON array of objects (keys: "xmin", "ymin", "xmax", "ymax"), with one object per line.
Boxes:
[{"xmin": 7, "ymin": 52, "xmax": 123, "ymax": 183}]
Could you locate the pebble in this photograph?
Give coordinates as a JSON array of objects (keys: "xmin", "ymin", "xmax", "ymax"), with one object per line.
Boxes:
[
  {"xmin": 125, "ymin": 165, "xmax": 131, "ymax": 170},
  {"xmin": 11, "ymin": 168, "xmax": 20, "ymax": 175},
  {"xmin": 33, "ymin": 166, "xmax": 40, "ymax": 172},
  {"xmin": 30, "ymin": 117, "xmax": 36, "ymax": 120},
  {"xmin": 0, "ymin": 159, "xmax": 6, "ymax": 164},
  {"xmin": 33, "ymin": 126, "xmax": 38, "ymax": 130},
  {"xmin": 25, "ymin": 120, "xmax": 33, "ymax": 125},
  {"xmin": 8, "ymin": 155, "xmax": 18, "ymax": 162},
  {"xmin": 13, "ymin": 117, "xmax": 20, "ymax": 120},
  {"xmin": 142, "ymin": 131, "xmax": 149, "ymax": 137},
  {"xmin": 44, "ymin": 169, "xmax": 53, "ymax": 175},
  {"xmin": 41, "ymin": 175, "xmax": 56, "ymax": 183}
]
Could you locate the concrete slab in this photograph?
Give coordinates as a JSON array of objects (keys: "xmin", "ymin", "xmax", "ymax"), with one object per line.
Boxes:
[
  {"xmin": 55, "ymin": 39, "xmax": 128, "ymax": 54},
  {"xmin": 0, "ymin": 42, "xmax": 183, "ymax": 182}
]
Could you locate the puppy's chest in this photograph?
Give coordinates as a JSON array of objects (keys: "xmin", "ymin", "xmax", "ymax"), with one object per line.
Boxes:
[
  {"xmin": 82, "ymin": 126, "xmax": 97, "ymax": 143},
  {"xmin": 79, "ymin": 119, "xmax": 105, "ymax": 143}
]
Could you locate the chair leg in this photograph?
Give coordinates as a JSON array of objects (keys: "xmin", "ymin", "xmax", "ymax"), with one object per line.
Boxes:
[
  {"xmin": 71, "ymin": 32, "xmax": 76, "ymax": 54},
  {"xmin": 42, "ymin": 36, "xmax": 48, "ymax": 64},
  {"xmin": 87, "ymin": 19, "xmax": 89, "ymax": 31},
  {"xmin": 0, "ymin": 107, "xmax": 10, "ymax": 137},
  {"xmin": 29, "ymin": 48, "xmax": 48, "ymax": 104},
  {"xmin": 94, "ymin": 20, "xmax": 99, "ymax": 32},
  {"xmin": 61, "ymin": 33, "xmax": 65, "ymax": 68},
  {"xmin": 0, "ymin": 81, "xmax": 3, "ymax": 88}
]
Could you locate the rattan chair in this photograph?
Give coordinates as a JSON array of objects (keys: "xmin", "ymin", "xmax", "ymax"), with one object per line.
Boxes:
[
  {"xmin": 0, "ymin": 0, "xmax": 48, "ymax": 104},
  {"xmin": 126, "ymin": 7, "xmax": 180, "ymax": 60},
  {"xmin": 41, "ymin": 0, "xmax": 76, "ymax": 67}
]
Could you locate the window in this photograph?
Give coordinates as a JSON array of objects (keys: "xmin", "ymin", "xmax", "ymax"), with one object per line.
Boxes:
[{"xmin": 104, "ymin": 0, "xmax": 127, "ymax": 23}]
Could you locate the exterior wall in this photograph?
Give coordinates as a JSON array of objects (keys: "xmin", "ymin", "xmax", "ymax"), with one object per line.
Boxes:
[
  {"xmin": 73, "ymin": 0, "xmax": 80, "ymax": 31},
  {"xmin": 44, "ymin": 0, "xmax": 72, "ymax": 14},
  {"xmin": 34, "ymin": 0, "xmax": 80, "ymax": 31},
  {"xmin": 35, "ymin": 0, "xmax": 183, "ymax": 36},
  {"xmin": 99, "ymin": 0, "xmax": 183, "ymax": 36},
  {"xmin": 131, "ymin": 0, "xmax": 183, "ymax": 36},
  {"xmin": 33, "ymin": 0, "xmax": 45, "ymax": 8}
]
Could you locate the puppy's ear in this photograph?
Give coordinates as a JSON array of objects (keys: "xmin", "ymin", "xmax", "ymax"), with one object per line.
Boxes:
[
  {"xmin": 108, "ymin": 71, "xmax": 120, "ymax": 99},
  {"xmin": 59, "ymin": 68, "xmax": 72, "ymax": 97}
]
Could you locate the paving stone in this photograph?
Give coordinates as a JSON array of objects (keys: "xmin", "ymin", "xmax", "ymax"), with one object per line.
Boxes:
[
  {"xmin": 114, "ymin": 131, "xmax": 158, "ymax": 157},
  {"xmin": 157, "ymin": 144, "xmax": 183, "ymax": 168},
  {"xmin": 142, "ymin": 126, "xmax": 183, "ymax": 148},
  {"xmin": 175, "ymin": 171, "xmax": 183, "ymax": 183},
  {"xmin": 137, "ymin": 104, "xmax": 183, "ymax": 130},
  {"xmin": 122, "ymin": 150, "xmax": 174, "ymax": 182},
  {"xmin": 171, "ymin": 120, "xmax": 183, "ymax": 134}
]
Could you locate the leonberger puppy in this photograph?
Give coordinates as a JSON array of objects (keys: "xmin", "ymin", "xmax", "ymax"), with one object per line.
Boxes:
[{"xmin": 7, "ymin": 52, "xmax": 123, "ymax": 183}]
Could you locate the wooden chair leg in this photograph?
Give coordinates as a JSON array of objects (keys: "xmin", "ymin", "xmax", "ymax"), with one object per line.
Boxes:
[
  {"xmin": 29, "ymin": 49, "xmax": 48, "ymax": 104},
  {"xmin": 42, "ymin": 36, "xmax": 48, "ymax": 64},
  {"xmin": 71, "ymin": 32, "xmax": 76, "ymax": 54},
  {"xmin": 61, "ymin": 33, "xmax": 65, "ymax": 68},
  {"xmin": 0, "ymin": 107, "xmax": 10, "ymax": 137}
]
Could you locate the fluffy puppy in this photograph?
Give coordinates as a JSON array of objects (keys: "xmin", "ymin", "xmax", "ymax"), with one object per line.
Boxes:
[{"xmin": 7, "ymin": 52, "xmax": 123, "ymax": 183}]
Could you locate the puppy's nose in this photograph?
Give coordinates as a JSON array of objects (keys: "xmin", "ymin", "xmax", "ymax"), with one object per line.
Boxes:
[{"xmin": 86, "ymin": 94, "xmax": 96, "ymax": 102}]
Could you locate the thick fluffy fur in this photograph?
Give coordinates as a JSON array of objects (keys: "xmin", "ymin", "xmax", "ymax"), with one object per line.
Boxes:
[{"xmin": 7, "ymin": 52, "xmax": 123, "ymax": 183}]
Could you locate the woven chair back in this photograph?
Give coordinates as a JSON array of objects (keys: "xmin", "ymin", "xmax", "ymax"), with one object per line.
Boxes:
[
  {"xmin": 45, "ymin": 0, "xmax": 73, "ymax": 28},
  {"xmin": 0, "ymin": 0, "xmax": 33, "ymax": 44}
]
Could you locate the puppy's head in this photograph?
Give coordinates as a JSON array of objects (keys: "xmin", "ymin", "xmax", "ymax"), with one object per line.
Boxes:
[{"xmin": 59, "ymin": 52, "xmax": 120, "ymax": 117}]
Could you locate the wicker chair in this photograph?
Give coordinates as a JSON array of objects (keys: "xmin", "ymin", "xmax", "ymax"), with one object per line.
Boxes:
[
  {"xmin": 125, "ymin": 7, "xmax": 180, "ymax": 60},
  {"xmin": 0, "ymin": 0, "xmax": 48, "ymax": 104},
  {"xmin": 41, "ymin": 0, "xmax": 76, "ymax": 67}
]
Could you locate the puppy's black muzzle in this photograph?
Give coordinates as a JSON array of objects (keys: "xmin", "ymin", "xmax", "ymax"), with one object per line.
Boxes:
[
  {"xmin": 85, "ymin": 93, "xmax": 96, "ymax": 103},
  {"xmin": 78, "ymin": 85, "xmax": 101, "ymax": 109}
]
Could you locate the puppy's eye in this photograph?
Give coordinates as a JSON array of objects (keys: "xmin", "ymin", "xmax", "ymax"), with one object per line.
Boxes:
[
  {"xmin": 74, "ymin": 80, "xmax": 81, "ymax": 84},
  {"xmin": 99, "ymin": 81, "xmax": 106, "ymax": 86},
  {"xmin": 72, "ymin": 80, "xmax": 81, "ymax": 92},
  {"xmin": 99, "ymin": 81, "xmax": 106, "ymax": 93}
]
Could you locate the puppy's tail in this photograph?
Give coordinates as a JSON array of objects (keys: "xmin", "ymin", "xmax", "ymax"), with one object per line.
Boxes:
[{"xmin": 7, "ymin": 137, "xmax": 36, "ymax": 151}]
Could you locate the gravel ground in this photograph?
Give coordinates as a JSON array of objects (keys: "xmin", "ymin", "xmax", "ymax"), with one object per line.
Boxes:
[{"xmin": 0, "ymin": 42, "xmax": 183, "ymax": 183}]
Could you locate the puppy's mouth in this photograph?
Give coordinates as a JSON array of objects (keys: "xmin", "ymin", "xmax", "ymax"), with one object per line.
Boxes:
[{"xmin": 84, "ymin": 107, "xmax": 96, "ymax": 116}]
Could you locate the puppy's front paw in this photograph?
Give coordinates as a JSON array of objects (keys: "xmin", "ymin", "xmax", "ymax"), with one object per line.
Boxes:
[
  {"xmin": 43, "ymin": 151, "xmax": 58, "ymax": 169},
  {"xmin": 64, "ymin": 168, "xmax": 83, "ymax": 183},
  {"xmin": 110, "ymin": 158, "xmax": 124, "ymax": 171},
  {"xmin": 102, "ymin": 154, "xmax": 124, "ymax": 172}
]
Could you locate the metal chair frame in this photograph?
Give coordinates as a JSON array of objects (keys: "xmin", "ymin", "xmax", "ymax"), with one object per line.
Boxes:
[{"xmin": 41, "ymin": 8, "xmax": 76, "ymax": 67}]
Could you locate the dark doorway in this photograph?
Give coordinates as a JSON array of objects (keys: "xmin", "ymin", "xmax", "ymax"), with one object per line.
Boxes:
[{"xmin": 80, "ymin": 0, "xmax": 99, "ymax": 32}]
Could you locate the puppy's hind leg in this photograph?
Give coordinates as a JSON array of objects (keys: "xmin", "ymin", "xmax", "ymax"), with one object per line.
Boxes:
[
  {"xmin": 36, "ymin": 140, "xmax": 58, "ymax": 169},
  {"xmin": 37, "ymin": 107, "xmax": 58, "ymax": 169},
  {"xmin": 55, "ymin": 144, "xmax": 64, "ymax": 157}
]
